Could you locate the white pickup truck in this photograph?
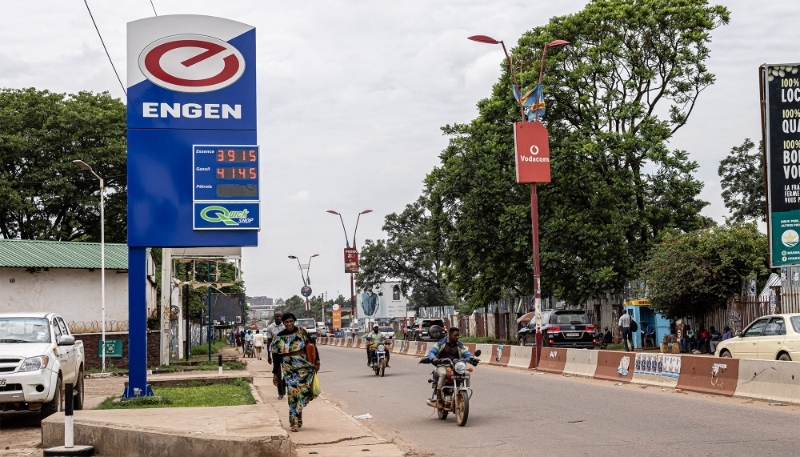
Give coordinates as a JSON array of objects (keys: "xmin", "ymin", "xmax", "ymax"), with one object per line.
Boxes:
[{"xmin": 0, "ymin": 312, "xmax": 85, "ymax": 418}]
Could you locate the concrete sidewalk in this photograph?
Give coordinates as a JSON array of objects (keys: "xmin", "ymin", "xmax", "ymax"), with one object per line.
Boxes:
[
  {"xmin": 233, "ymin": 347, "xmax": 404, "ymax": 456},
  {"xmin": 43, "ymin": 404, "xmax": 289, "ymax": 456}
]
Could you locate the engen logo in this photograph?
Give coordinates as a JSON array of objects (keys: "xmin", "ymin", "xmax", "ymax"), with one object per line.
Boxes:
[{"xmin": 138, "ymin": 34, "xmax": 246, "ymax": 93}]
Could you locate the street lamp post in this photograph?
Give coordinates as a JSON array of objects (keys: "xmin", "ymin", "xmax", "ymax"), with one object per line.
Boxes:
[
  {"xmin": 326, "ymin": 210, "xmax": 372, "ymax": 331},
  {"xmin": 468, "ymin": 35, "xmax": 568, "ymax": 367},
  {"xmin": 72, "ymin": 160, "xmax": 106, "ymax": 372},
  {"xmin": 288, "ymin": 254, "xmax": 319, "ymax": 317}
]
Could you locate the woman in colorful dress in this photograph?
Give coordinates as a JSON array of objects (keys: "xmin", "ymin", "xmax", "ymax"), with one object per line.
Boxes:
[{"xmin": 271, "ymin": 313, "xmax": 320, "ymax": 432}]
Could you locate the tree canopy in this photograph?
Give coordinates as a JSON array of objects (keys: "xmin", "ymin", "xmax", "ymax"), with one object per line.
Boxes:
[
  {"xmin": 718, "ymin": 138, "xmax": 766, "ymax": 222},
  {"xmin": 357, "ymin": 195, "xmax": 454, "ymax": 310},
  {"xmin": 425, "ymin": 0, "xmax": 727, "ymax": 309},
  {"xmin": 639, "ymin": 224, "xmax": 769, "ymax": 318},
  {"xmin": 0, "ymin": 88, "xmax": 127, "ymax": 242}
]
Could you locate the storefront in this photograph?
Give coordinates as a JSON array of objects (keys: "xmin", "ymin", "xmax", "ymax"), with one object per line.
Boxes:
[{"xmin": 625, "ymin": 299, "xmax": 672, "ymax": 349}]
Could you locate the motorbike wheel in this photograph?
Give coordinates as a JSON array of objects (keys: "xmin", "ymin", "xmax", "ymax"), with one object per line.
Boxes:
[
  {"xmin": 374, "ymin": 362, "xmax": 379, "ymax": 376},
  {"xmin": 437, "ymin": 407, "xmax": 448, "ymax": 420},
  {"xmin": 380, "ymin": 359, "xmax": 386, "ymax": 377},
  {"xmin": 455, "ymin": 391, "xmax": 469, "ymax": 426}
]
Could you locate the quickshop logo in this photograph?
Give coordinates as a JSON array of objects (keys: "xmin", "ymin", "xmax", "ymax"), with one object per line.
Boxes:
[{"xmin": 199, "ymin": 205, "xmax": 253, "ymax": 226}]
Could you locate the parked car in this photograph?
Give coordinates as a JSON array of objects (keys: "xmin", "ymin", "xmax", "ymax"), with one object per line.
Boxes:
[
  {"xmin": 716, "ymin": 313, "xmax": 800, "ymax": 361},
  {"xmin": 0, "ymin": 312, "xmax": 85, "ymax": 418},
  {"xmin": 409, "ymin": 319, "xmax": 446, "ymax": 342},
  {"xmin": 378, "ymin": 326, "xmax": 395, "ymax": 340},
  {"xmin": 517, "ymin": 310, "xmax": 596, "ymax": 349}
]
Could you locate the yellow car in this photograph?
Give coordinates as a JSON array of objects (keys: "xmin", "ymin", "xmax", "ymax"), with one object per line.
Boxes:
[{"xmin": 715, "ymin": 313, "xmax": 800, "ymax": 361}]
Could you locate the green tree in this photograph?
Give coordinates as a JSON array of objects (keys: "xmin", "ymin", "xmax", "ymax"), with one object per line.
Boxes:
[
  {"xmin": 357, "ymin": 195, "xmax": 453, "ymax": 310},
  {"xmin": 640, "ymin": 224, "xmax": 770, "ymax": 318},
  {"xmin": 426, "ymin": 0, "xmax": 727, "ymax": 309},
  {"xmin": 0, "ymin": 88, "xmax": 127, "ymax": 242},
  {"xmin": 278, "ymin": 295, "xmax": 306, "ymax": 316},
  {"xmin": 718, "ymin": 138, "xmax": 766, "ymax": 222}
]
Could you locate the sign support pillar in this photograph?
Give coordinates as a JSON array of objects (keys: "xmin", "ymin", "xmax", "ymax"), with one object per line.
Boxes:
[{"xmin": 123, "ymin": 246, "xmax": 153, "ymax": 398}]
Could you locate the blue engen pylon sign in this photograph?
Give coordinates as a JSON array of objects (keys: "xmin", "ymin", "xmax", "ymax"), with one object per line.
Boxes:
[{"xmin": 126, "ymin": 15, "xmax": 259, "ymax": 397}]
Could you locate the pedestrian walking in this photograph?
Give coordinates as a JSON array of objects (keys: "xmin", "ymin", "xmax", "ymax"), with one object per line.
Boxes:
[
  {"xmin": 271, "ymin": 313, "xmax": 320, "ymax": 432},
  {"xmin": 619, "ymin": 310, "xmax": 633, "ymax": 352},
  {"xmin": 254, "ymin": 330, "xmax": 264, "ymax": 360},
  {"xmin": 235, "ymin": 330, "xmax": 242, "ymax": 353},
  {"xmin": 266, "ymin": 312, "xmax": 286, "ymax": 399},
  {"xmin": 229, "ymin": 331, "xmax": 235, "ymax": 348}
]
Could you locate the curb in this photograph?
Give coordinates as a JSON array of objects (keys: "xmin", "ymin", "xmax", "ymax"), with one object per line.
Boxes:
[{"xmin": 321, "ymin": 337, "xmax": 800, "ymax": 405}]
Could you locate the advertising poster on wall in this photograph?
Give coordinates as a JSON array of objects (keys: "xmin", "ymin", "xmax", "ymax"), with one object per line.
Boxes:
[
  {"xmin": 357, "ymin": 282, "xmax": 407, "ymax": 319},
  {"xmin": 763, "ymin": 63, "xmax": 800, "ymax": 267}
]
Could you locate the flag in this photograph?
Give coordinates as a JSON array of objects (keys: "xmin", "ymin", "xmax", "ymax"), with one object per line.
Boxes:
[{"xmin": 513, "ymin": 84, "xmax": 546, "ymax": 120}]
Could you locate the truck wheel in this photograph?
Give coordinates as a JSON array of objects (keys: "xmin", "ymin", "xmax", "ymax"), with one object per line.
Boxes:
[
  {"xmin": 73, "ymin": 366, "xmax": 85, "ymax": 410},
  {"xmin": 41, "ymin": 374, "xmax": 63, "ymax": 419}
]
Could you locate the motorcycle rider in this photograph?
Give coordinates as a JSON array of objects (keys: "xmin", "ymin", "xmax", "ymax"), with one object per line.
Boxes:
[
  {"xmin": 365, "ymin": 324, "xmax": 391, "ymax": 368},
  {"xmin": 427, "ymin": 327, "xmax": 478, "ymax": 408}
]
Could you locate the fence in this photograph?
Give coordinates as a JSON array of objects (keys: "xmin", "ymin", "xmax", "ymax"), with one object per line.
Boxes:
[{"xmin": 68, "ymin": 320, "xmax": 129, "ymax": 334}]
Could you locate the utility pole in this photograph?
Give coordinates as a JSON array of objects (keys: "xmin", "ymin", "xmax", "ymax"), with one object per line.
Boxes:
[{"xmin": 159, "ymin": 249, "xmax": 172, "ymax": 366}]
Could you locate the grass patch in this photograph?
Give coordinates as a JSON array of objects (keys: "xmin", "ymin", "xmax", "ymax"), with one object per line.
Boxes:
[
  {"xmin": 191, "ymin": 340, "xmax": 228, "ymax": 355},
  {"xmin": 94, "ymin": 379, "xmax": 256, "ymax": 410},
  {"xmin": 85, "ymin": 357, "xmax": 244, "ymax": 375}
]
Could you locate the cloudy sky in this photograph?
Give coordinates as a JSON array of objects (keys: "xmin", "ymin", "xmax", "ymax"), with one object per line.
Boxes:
[{"xmin": 1, "ymin": 1, "xmax": 797, "ymax": 302}]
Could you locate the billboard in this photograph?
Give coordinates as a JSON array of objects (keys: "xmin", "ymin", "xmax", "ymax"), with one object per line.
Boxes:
[
  {"xmin": 763, "ymin": 63, "xmax": 800, "ymax": 266},
  {"xmin": 344, "ymin": 248, "xmax": 359, "ymax": 273},
  {"xmin": 358, "ymin": 282, "xmax": 407, "ymax": 319},
  {"xmin": 514, "ymin": 121, "xmax": 551, "ymax": 183},
  {"xmin": 127, "ymin": 15, "xmax": 259, "ymax": 247}
]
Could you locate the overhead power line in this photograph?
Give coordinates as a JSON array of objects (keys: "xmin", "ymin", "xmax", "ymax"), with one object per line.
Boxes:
[
  {"xmin": 82, "ymin": 0, "xmax": 127, "ymax": 96},
  {"xmin": 149, "ymin": 0, "xmax": 158, "ymax": 16}
]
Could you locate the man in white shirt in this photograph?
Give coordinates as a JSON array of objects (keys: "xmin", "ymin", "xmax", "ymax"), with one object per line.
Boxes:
[
  {"xmin": 265, "ymin": 312, "xmax": 286, "ymax": 399},
  {"xmin": 253, "ymin": 330, "xmax": 265, "ymax": 360},
  {"xmin": 618, "ymin": 310, "xmax": 632, "ymax": 352}
]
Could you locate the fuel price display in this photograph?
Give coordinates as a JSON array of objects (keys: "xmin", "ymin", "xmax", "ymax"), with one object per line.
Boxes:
[{"xmin": 194, "ymin": 145, "xmax": 260, "ymax": 201}]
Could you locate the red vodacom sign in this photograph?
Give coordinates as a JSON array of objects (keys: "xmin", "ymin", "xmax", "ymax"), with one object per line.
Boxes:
[{"xmin": 514, "ymin": 121, "xmax": 551, "ymax": 183}]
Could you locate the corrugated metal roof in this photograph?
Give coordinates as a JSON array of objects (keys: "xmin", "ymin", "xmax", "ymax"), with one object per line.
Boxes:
[{"xmin": 0, "ymin": 239, "xmax": 128, "ymax": 269}]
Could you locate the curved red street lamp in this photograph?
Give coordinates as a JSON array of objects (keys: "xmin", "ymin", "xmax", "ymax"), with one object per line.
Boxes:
[
  {"xmin": 468, "ymin": 35, "xmax": 569, "ymax": 122},
  {"xmin": 288, "ymin": 254, "xmax": 320, "ymax": 317},
  {"xmin": 469, "ymin": 34, "xmax": 569, "ymax": 367},
  {"xmin": 327, "ymin": 209, "xmax": 373, "ymax": 328}
]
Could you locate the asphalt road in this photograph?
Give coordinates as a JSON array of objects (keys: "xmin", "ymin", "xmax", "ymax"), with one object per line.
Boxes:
[{"xmin": 318, "ymin": 345, "xmax": 800, "ymax": 457}]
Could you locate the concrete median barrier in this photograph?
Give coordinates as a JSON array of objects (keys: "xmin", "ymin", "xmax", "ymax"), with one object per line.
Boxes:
[
  {"xmin": 407, "ymin": 341, "xmax": 418, "ymax": 355},
  {"xmin": 593, "ymin": 351, "xmax": 634, "ymax": 383},
  {"xmin": 507, "ymin": 346, "xmax": 535, "ymax": 369},
  {"xmin": 733, "ymin": 359, "xmax": 800, "ymax": 404},
  {"xmin": 463, "ymin": 343, "xmax": 477, "ymax": 356},
  {"xmin": 416, "ymin": 342, "xmax": 428, "ymax": 357},
  {"xmin": 489, "ymin": 344, "xmax": 511, "ymax": 367},
  {"xmin": 537, "ymin": 348, "xmax": 567, "ymax": 374},
  {"xmin": 393, "ymin": 340, "xmax": 404, "ymax": 353},
  {"xmin": 631, "ymin": 353, "xmax": 682, "ymax": 388},
  {"xmin": 676, "ymin": 356, "xmax": 739, "ymax": 396},
  {"xmin": 475, "ymin": 344, "xmax": 494, "ymax": 363},
  {"xmin": 562, "ymin": 349, "xmax": 598, "ymax": 377}
]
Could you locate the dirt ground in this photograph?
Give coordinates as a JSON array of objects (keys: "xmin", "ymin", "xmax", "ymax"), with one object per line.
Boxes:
[{"xmin": 0, "ymin": 376, "xmax": 126, "ymax": 457}]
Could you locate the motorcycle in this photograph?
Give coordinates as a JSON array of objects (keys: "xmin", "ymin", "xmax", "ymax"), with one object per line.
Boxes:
[
  {"xmin": 421, "ymin": 349, "xmax": 481, "ymax": 426},
  {"xmin": 593, "ymin": 331, "xmax": 607, "ymax": 350},
  {"xmin": 368, "ymin": 342, "xmax": 388, "ymax": 377}
]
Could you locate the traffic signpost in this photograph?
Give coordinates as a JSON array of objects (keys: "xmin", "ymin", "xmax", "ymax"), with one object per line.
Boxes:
[{"xmin": 126, "ymin": 15, "xmax": 259, "ymax": 398}]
